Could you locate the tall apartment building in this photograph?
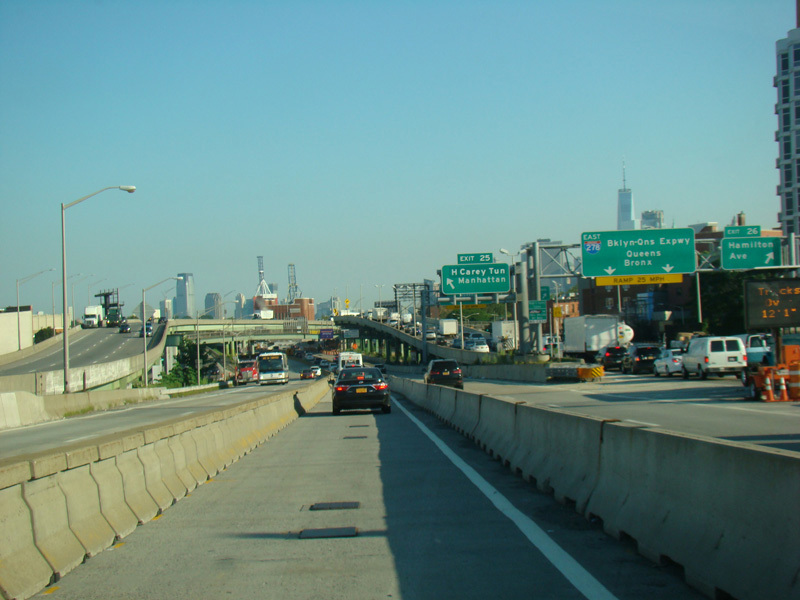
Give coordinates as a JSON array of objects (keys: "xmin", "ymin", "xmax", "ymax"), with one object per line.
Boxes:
[
  {"xmin": 776, "ymin": 20, "xmax": 800, "ymax": 235},
  {"xmin": 175, "ymin": 273, "xmax": 195, "ymax": 318}
]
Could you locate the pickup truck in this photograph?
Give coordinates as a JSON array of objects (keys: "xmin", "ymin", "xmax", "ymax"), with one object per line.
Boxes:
[{"xmin": 733, "ymin": 333, "xmax": 774, "ymax": 366}]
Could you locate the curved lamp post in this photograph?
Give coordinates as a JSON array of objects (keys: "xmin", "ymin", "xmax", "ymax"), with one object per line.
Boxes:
[
  {"xmin": 16, "ymin": 268, "xmax": 55, "ymax": 350},
  {"xmin": 62, "ymin": 186, "xmax": 135, "ymax": 393}
]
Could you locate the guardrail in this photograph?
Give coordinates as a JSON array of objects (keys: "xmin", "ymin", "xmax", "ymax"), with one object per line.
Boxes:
[
  {"xmin": 390, "ymin": 376, "xmax": 800, "ymax": 600},
  {"xmin": 0, "ymin": 378, "xmax": 330, "ymax": 600}
]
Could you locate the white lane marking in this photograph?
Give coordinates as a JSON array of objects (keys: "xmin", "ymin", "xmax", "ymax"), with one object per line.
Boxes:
[{"xmin": 394, "ymin": 397, "xmax": 619, "ymax": 600}]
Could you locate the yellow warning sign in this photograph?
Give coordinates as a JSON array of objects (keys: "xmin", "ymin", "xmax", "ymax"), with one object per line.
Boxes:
[{"xmin": 596, "ymin": 274, "xmax": 683, "ymax": 286}]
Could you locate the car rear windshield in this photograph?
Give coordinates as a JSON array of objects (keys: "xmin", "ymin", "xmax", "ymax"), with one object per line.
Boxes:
[
  {"xmin": 725, "ymin": 340, "xmax": 742, "ymax": 351},
  {"xmin": 638, "ymin": 347, "xmax": 660, "ymax": 355},
  {"xmin": 339, "ymin": 368, "xmax": 382, "ymax": 383},
  {"xmin": 432, "ymin": 360, "xmax": 459, "ymax": 370},
  {"xmin": 606, "ymin": 347, "xmax": 626, "ymax": 355}
]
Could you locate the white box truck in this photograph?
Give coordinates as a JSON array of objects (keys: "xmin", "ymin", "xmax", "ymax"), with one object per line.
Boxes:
[
  {"xmin": 491, "ymin": 321, "xmax": 518, "ymax": 351},
  {"xmin": 82, "ymin": 305, "xmax": 105, "ymax": 328},
  {"xmin": 437, "ymin": 319, "xmax": 458, "ymax": 337},
  {"xmin": 563, "ymin": 315, "xmax": 634, "ymax": 361}
]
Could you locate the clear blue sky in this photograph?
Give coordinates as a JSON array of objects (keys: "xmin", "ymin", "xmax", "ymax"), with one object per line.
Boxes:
[{"xmin": 1, "ymin": 0, "xmax": 795, "ymax": 317}]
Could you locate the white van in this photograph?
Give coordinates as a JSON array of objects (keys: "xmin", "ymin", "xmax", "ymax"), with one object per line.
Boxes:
[
  {"xmin": 336, "ymin": 351, "xmax": 363, "ymax": 374},
  {"xmin": 682, "ymin": 336, "xmax": 746, "ymax": 379}
]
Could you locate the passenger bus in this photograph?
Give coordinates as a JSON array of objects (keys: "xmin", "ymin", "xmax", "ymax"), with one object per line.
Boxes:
[{"xmin": 257, "ymin": 351, "xmax": 290, "ymax": 385}]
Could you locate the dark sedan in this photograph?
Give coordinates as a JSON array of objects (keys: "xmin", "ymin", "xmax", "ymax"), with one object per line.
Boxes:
[
  {"xmin": 332, "ymin": 367, "xmax": 391, "ymax": 415},
  {"xmin": 424, "ymin": 359, "xmax": 464, "ymax": 389},
  {"xmin": 621, "ymin": 345, "xmax": 662, "ymax": 374},
  {"xmin": 599, "ymin": 346, "xmax": 627, "ymax": 371}
]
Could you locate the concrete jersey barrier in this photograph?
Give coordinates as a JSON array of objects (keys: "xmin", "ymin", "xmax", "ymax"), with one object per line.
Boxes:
[
  {"xmin": 393, "ymin": 375, "xmax": 800, "ymax": 600},
  {"xmin": 0, "ymin": 378, "xmax": 330, "ymax": 600}
]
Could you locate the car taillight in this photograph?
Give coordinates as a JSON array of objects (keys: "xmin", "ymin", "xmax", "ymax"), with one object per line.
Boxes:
[
  {"xmin": 335, "ymin": 385, "xmax": 349, "ymax": 392},
  {"xmin": 374, "ymin": 382, "xmax": 388, "ymax": 390},
  {"xmin": 704, "ymin": 356, "xmax": 709, "ymax": 363},
  {"xmin": 431, "ymin": 370, "xmax": 441, "ymax": 375},
  {"xmin": 743, "ymin": 352, "xmax": 747, "ymax": 363},
  {"xmin": 453, "ymin": 369, "xmax": 461, "ymax": 374}
]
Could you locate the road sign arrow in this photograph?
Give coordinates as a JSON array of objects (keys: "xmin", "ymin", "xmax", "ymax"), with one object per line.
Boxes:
[
  {"xmin": 663, "ymin": 264, "xmax": 674, "ymax": 273},
  {"xmin": 604, "ymin": 267, "xmax": 616, "ymax": 275},
  {"xmin": 766, "ymin": 252, "xmax": 774, "ymax": 264},
  {"xmin": 446, "ymin": 278, "xmax": 454, "ymax": 289}
]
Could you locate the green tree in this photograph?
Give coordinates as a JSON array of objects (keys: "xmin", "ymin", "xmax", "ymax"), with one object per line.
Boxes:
[
  {"xmin": 34, "ymin": 327, "xmax": 55, "ymax": 344},
  {"xmin": 696, "ymin": 271, "xmax": 775, "ymax": 334}
]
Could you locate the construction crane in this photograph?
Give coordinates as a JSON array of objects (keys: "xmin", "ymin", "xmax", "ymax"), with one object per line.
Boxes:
[{"xmin": 287, "ymin": 263, "xmax": 300, "ymax": 304}]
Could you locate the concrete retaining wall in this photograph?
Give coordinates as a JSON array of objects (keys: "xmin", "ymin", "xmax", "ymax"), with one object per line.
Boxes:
[
  {"xmin": 0, "ymin": 388, "xmax": 169, "ymax": 432},
  {"xmin": 0, "ymin": 378, "xmax": 330, "ymax": 600},
  {"xmin": 391, "ymin": 375, "xmax": 800, "ymax": 600}
]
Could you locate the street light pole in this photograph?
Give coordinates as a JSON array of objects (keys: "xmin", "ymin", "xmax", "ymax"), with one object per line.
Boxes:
[
  {"xmin": 16, "ymin": 268, "xmax": 55, "ymax": 350},
  {"xmin": 375, "ymin": 284, "xmax": 385, "ymax": 321},
  {"xmin": 499, "ymin": 248, "xmax": 521, "ymax": 351},
  {"xmin": 62, "ymin": 186, "xmax": 135, "ymax": 393}
]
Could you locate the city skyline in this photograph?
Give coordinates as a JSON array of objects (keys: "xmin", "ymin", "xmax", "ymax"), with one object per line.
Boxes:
[{"xmin": 1, "ymin": 1, "xmax": 793, "ymax": 319}]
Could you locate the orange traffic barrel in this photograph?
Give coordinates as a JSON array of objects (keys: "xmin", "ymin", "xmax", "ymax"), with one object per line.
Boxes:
[{"xmin": 788, "ymin": 362, "xmax": 800, "ymax": 400}]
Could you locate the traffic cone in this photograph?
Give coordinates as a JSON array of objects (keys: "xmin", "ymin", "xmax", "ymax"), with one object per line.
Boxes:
[
  {"xmin": 762, "ymin": 375, "xmax": 774, "ymax": 402},
  {"xmin": 778, "ymin": 377, "xmax": 789, "ymax": 402}
]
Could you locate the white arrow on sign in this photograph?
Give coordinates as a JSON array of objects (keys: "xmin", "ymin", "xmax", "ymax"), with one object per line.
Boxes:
[
  {"xmin": 766, "ymin": 252, "xmax": 774, "ymax": 264},
  {"xmin": 663, "ymin": 264, "xmax": 674, "ymax": 273},
  {"xmin": 446, "ymin": 278, "xmax": 455, "ymax": 289},
  {"xmin": 604, "ymin": 267, "xmax": 615, "ymax": 275}
]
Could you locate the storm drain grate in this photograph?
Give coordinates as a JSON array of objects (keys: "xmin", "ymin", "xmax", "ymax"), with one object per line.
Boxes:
[
  {"xmin": 310, "ymin": 501, "xmax": 360, "ymax": 511},
  {"xmin": 343, "ymin": 435, "xmax": 368, "ymax": 439},
  {"xmin": 299, "ymin": 527, "xmax": 358, "ymax": 539}
]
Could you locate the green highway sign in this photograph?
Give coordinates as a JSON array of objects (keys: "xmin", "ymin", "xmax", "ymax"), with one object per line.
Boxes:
[
  {"xmin": 528, "ymin": 300, "xmax": 547, "ymax": 323},
  {"xmin": 457, "ymin": 253, "xmax": 494, "ymax": 264},
  {"xmin": 724, "ymin": 225, "xmax": 761, "ymax": 238},
  {"xmin": 581, "ymin": 228, "xmax": 696, "ymax": 277},
  {"xmin": 721, "ymin": 238, "xmax": 781, "ymax": 270},
  {"xmin": 441, "ymin": 263, "xmax": 510, "ymax": 294},
  {"xmin": 540, "ymin": 286, "xmax": 550, "ymax": 301}
]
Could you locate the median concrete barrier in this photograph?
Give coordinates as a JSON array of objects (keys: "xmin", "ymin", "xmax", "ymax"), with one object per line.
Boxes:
[
  {"xmin": 137, "ymin": 445, "xmax": 174, "ymax": 512},
  {"xmin": 472, "ymin": 396, "xmax": 518, "ymax": 461},
  {"xmin": 177, "ymin": 429, "xmax": 208, "ymax": 486},
  {"xmin": 57, "ymin": 465, "xmax": 115, "ymax": 557},
  {"xmin": 586, "ymin": 423, "xmax": 800, "ymax": 600},
  {"xmin": 393, "ymin": 375, "xmax": 800, "ymax": 600},
  {"xmin": 89, "ymin": 458, "xmax": 138, "ymax": 540},
  {"xmin": 22, "ymin": 476, "xmax": 86, "ymax": 578},
  {"xmin": 153, "ymin": 439, "xmax": 187, "ymax": 502},
  {"xmin": 167, "ymin": 434, "xmax": 197, "ymax": 494},
  {"xmin": 116, "ymin": 450, "xmax": 159, "ymax": 523},
  {"xmin": 0, "ymin": 377, "xmax": 330, "ymax": 599},
  {"xmin": 451, "ymin": 389, "xmax": 480, "ymax": 438},
  {"xmin": 0, "ymin": 484, "xmax": 53, "ymax": 600}
]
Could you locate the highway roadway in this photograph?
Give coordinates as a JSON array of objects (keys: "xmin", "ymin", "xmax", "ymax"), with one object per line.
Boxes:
[
  {"xmin": 0, "ymin": 325, "xmax": 159, "ymax": 376},
  {"xmin": 30, "ymin": 392, "xmax": 704, "ymax": 600},
  {"xmin": 0, "ymin": 365, "xmax": 308, "ymax": 461},
  {"xmin": 439, "ymin": 371, "xmax": 800, "ymax": 454}
]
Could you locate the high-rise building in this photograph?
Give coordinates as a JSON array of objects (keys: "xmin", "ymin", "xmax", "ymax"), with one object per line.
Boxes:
[
  {"xmin": 776, "ymin": 19, "xmax": 800, "ymax": 235},
  {"xmin": 205, "ymin": 293, "xmax": 222, "ymax": 319},
  {"xmin": 175, "ymin": 273, "xmax": 195, "ymax": 318},
  {"xmin": 159, "ymin": 298, "xmax": 172, "ymax": 320},
  {"xmin": 641, "ymin": 210, "xmax": 664, "ymax": 229},
  {"xmin": 617, "ymin": 163, "xmax": 639, "ymax": 230}
]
